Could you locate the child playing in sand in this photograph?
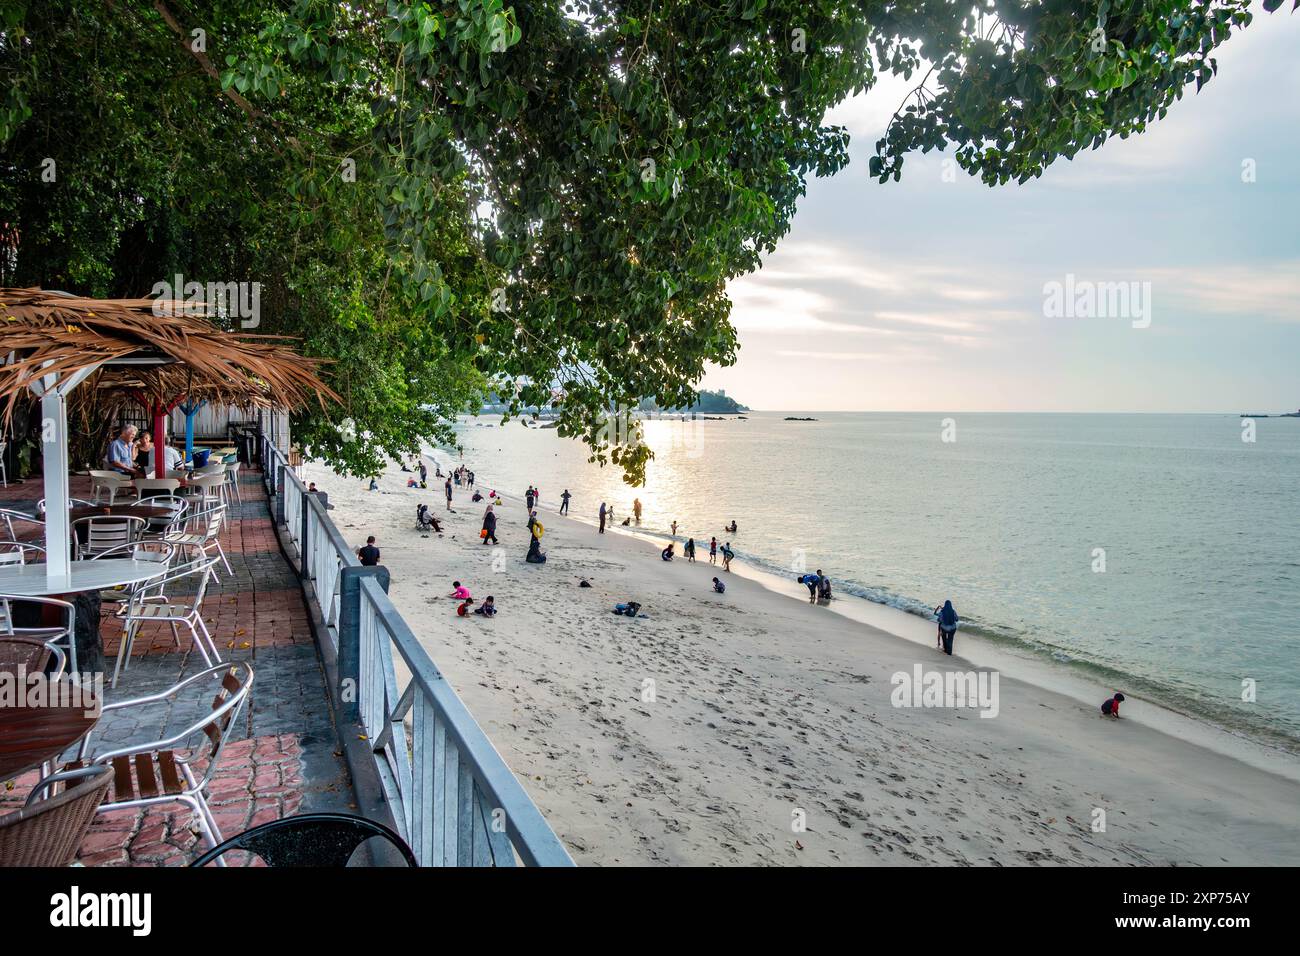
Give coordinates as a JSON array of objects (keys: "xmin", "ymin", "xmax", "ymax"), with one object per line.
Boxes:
[
  {"xmin": 449, "ymin": 581, "xmax": 471, "ymax": 600},
  {"xmin": 456, "ymin": 597, "xmax": 474, "ymax": 616},
  {"xmin": 1101, "ymin": 692, "xmax": 1125, "ymax": 718},
  {"xmin": 712, "ymin": 577, "xmax": 726, "ymax": 593},
  {"xmin": 661, "ymin": 543, "xmax": 674, "ymax": 561},
  {"xmin": 473, "ymin": 596, "xmax": 497, "ymax": 617}
]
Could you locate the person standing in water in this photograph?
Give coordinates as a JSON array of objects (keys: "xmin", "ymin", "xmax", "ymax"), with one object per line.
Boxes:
[
  {"xmin": 934, "ymin": 600, "xmax": 960, "ymax": 655},
  {"xmin": 709, "ymin": 536, "xmax": 718, "ymax": 564},
  {"xmin": 633, "ymin": 498, "xmax": 643, "ymax": 525},
  {"xmin": 798, "ymin": 572, "xmax": 820, "ymax": 601},
  {"xmin": 560, "ymin": 489, "xmax": 571, "ymax": 515},
  {"xmin": 721, "ymin": 541, "xmax": 734, "ymax": 571},
  {"xmin": 671, "ymin": 520, "xmax": 678, "ymax": 537},
  {"xmin": 598, "ymin": 502, "xmax": 607, "ymax": 534}
]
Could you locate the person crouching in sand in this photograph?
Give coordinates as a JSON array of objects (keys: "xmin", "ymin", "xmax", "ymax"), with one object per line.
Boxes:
[
  {"xmin": 526, "ymin": 519, "xmax": 547, "ymax": 563},
  {"xmin": 661, "ymin": 543, "xmax": 674, "ymax": 561},
  {"xmin": 1101, "ymin": 692, "xmax": 1125, "ymax": 718}
]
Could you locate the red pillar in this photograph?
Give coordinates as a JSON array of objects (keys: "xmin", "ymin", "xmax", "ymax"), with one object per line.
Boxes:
[{"xmin": 152, "ymin": 400, "xmax": 167, "ymax": 478}]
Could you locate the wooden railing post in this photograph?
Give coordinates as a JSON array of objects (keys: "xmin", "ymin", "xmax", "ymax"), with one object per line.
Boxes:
[{"xmin": 339, "ymin": 565, "xmax": 390, "ymax": 724}]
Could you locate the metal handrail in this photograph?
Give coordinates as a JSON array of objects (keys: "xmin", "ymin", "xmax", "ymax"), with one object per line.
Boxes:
[{"xmin": 257, "ymin": 434, "xmax": 572, "ymax": 867}]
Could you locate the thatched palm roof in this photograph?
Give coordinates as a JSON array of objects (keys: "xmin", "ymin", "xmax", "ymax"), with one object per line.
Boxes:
[{"xmin": 0, "ymin": 287, "xmax": 337, "ymax": 418}]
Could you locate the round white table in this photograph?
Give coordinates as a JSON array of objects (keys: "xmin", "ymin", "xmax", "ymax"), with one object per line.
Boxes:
[{"xmin": 0, "ymin": 559, "xmax": 165, "ymax": 596}]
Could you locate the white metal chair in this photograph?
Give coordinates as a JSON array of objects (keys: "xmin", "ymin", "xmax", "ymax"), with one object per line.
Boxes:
[
  {"xmin": 0, "ymin": 594, "xmax": 78, "ymax": 678},
  {"xmin": 0, "ymin": 541, "xmax": 45, "ymax": 566},
  {"xmin": 0, "ymin": 508, "xmax": 38, "ymax": 542},
  {"xmin": 185, "ymin": 473, "xmax": 227, "ymax": 509},
  {"xmin": 70, "ymin": 662, "xmax": 254, "ymax": 859},
  {"xmin": 223, "ymin": 460, "xmax": 242, "ymax": 505},
  {"xmin": 115, "ymin": 555, "xmax": 222, "ymax": 686},
  {"xmin": 134, "ymin": 477, "xmax": 180, "ymax": 499},
  {"xmin": 142, "ymin": 495, "xmax": 189, "ymax": 535},
  {"xmin": 89, "ymin": 540, "xmax": 176, "ymax": 615},
  {"xmin": 165, "ymin": 502, "xmax": 231, "ymax": 576},
  {"xmin": 0, "ymin": 439, "xmax": 7, "ymax": 487},
  {"xmin": 71, "ymin": 514, "xmax": 147, "ymax": 559},
  {"xmin": 88, "ymin": 470, "xmax": 131, "ymax": 505}
]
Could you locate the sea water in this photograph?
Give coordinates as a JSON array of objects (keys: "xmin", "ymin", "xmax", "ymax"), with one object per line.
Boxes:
[{"xmin": 434, "ymin": 412, "xmax": 1300, "ymax": 750}]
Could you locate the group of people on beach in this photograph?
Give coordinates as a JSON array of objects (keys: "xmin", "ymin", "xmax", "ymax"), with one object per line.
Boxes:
[
  {"xmin": 797, "ymin": 570, "xmax": 833, "ymax": 603},
  {"xmin": 448, "ymin": 580, "xmax": 497, "ymax": 618}
]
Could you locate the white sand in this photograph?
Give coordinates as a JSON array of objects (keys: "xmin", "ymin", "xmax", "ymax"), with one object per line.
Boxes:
[{"xmin": 305, "ymin": 459, "xmax": 1300, "ymax": 866}]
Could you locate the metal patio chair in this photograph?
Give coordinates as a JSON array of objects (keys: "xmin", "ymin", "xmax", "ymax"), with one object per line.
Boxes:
[
  {"xmin": 0, "ymin": 541, "xmax": 45, "ymax": 566},
  {"xmin": 0, "ymin": 594, "xmax": 77, "ymax": 678},
  {"xmin": 164, "ymin": 502, "xmax": 231, "ymax": 576},
  {"xmin": 69, "ymin": 662, "xmax": 254, "ymax": 861},
  {"xmin": 0, "ymin": 508, "xmax": 40, "ymax": 542},
  {"xmin": 71, "ymin": 513, "xmax": 147, "ymax": 559},
  {"xmin": 190, "ymin": 813, "xmax": 417, "ymax": 868},
  {"xmin": 0, "ymin": 765, "xmax": 112, "ymax": 868},
  {"xmin": 114, "ymin": 555, "xmax": 221, "ymax": 685}
]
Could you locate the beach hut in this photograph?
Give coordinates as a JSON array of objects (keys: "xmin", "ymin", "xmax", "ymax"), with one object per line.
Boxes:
[{"xmin": 0, "ymin": 286, "xmax": 336, "ymax": 585}]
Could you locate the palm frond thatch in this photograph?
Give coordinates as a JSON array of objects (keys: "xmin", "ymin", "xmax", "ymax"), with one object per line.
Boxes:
[{"xmin": 0, "ymin": 287, "xmax": 337, "ymax": 419}]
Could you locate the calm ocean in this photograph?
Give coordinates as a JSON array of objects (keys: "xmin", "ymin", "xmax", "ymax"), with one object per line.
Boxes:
[{"xmin": 436, "ymin": 412, "xmax": 1300, "ymax": 749}]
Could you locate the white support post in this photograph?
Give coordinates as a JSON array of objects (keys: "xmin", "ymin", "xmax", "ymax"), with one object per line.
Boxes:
[{"xmin": 41, "ymin": 383, "xmax": 72, "ymax": 585}]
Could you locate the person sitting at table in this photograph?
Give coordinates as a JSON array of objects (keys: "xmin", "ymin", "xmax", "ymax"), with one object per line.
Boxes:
[
  {"xmin": 133, "ymin": 431, "xmax": 154, "ymax": 471},
  {"xmin": 146, "ymin": 440, "xmax": 184, "ymax": 474},
  {"xmin": 106, "ymin": 424, "xmax": 143, "ymax": 478}
]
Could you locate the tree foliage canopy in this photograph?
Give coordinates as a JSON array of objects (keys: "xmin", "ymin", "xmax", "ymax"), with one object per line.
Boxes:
[{"xmin": 0, "ymin": 0, "xmax": 1283, "ymax": 481}]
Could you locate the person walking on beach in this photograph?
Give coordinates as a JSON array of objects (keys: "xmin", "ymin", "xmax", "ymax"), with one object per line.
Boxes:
[
  {"xmin": 709, "ymin": 536, "xmax": 718, "ymax": 564},
  {"xmin": 481, "ymin": 505, "xmax": 498, "ymax": 545},
  {"xmin": 633, "ymin": 498, "xmax": 643, "ymax": 525},
  {"xmin": 934, "ymin": 600, "xmax": 960, "ymax": 655},
  {"xmin": 721, "ymin": 541, "xmax": 734, "ymax": 571},
  {"xmin": 445, "ymin": 476, "xmax": 454, "ymax": 511},
  {"xmin": 526, "ymin": 486, "xmax": 535, "ymax": 511},
  {"xmin": 598, "ymin": 502, "xmax": 607, "ymax": 534},
  {"xmin": 685, "ymin": 537, "xmax": 696, "ymax": 562},
  {"xmin": 357, "ymin": 536, "xmax": 381, "ymax": 566},
  {"xmin": 560, "ymin": 489, "xmax": 571, "ymax": 515},
  {"xmin": 418, "ymin": 459, "xmax": 428, "ymax": 488}
]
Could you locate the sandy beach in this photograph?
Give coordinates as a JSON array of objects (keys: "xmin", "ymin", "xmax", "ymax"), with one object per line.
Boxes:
[{"xmin": 303, "ymin": 457, "xmax": 1300, "ymax": 867}]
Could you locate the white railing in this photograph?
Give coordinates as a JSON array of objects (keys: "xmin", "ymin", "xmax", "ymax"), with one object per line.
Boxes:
[{"xmin": 258, "ymin": 434, "xmax": 573, "ymax": 866}]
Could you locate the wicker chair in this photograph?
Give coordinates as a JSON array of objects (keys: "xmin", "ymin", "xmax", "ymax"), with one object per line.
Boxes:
[{"xmin": 0, "ymin": 765, "xmax": 112, "ymax": 867}]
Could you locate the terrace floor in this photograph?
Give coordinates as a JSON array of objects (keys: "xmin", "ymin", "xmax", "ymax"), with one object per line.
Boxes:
[{"xmin": 0, "ymin": 466, "xmax": 354, "ymax": 865}]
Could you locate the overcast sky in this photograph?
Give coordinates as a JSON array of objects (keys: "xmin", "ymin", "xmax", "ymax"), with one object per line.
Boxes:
[{"xmin": 703, "ymin": 7, "xmax": 1300, "ymax": 413}]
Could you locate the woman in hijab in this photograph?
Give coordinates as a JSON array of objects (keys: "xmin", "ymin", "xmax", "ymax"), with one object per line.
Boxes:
[
  {"xmin": 481, "ymin": 504, "xmax": 498, "ymax": 545},
  {"xmin": 935, "ymin": 600, "xmax": 960, "ymax": 655}
]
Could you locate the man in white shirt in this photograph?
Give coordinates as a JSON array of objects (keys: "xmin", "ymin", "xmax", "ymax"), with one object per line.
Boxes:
[{"xmin": 146, "ymin": 442, "xmax": 184, "ymax": 474}]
